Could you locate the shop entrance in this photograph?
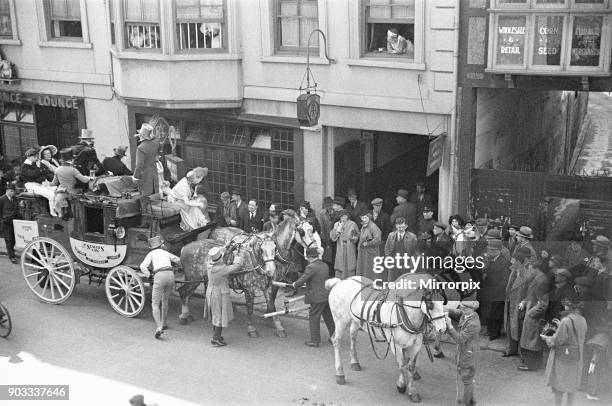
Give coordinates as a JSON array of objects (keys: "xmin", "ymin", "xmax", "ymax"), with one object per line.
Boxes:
[{"xmin": 334, "ymin": 131, "xmax": 439, "ymax": 214}]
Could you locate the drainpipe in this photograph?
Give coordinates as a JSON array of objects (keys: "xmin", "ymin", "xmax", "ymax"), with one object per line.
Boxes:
[{"xmin": 441, "ymin": 0, "xmax": 461, "ymax": 223}]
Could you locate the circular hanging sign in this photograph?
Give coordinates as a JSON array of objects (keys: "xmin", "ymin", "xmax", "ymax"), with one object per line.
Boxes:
[{"xmin": 297, "ymin": 93, "xmax": 321, "ymax": 127}]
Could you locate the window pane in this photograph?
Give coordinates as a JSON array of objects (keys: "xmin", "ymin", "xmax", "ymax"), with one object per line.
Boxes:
[
  {"xmin": 176, "ymin": 0, "xmax": 200, "ymax": 19},
  {"xmin": 142, "ymin": 0, "xmax": 160, "ymax": 21},
  {"xmin": 535, "ymin": 0, "xmax": 566, "ymax": 4},
  {"xmin": 574, "ymin": 0, "xmax": 604, "ymax": 3},
  {"xmin": 532, "ymin": 15, "xmax": 563, "ymax": 66},
  {"xmin": 280, "ymin": 17, "xmax": 298, "ymax": 46},
  {"xmin": 66, "ymin": 0, "xmax": 80, "ymax": 19},
  {"xmin": 300, "ymin": 0, "xmax": 317, "ymax": 18},
  {"xmin": 300, "ymin": 17, "xmax": 318, "ymax": 47},
  {"xmin": 570, "ymin": 16, "xmax": 602, "ymax": 67},
  {"xmin": 280, "ymin": 1, "xmax": 297, "ymax": 16},
  {"xmin": 497, "ymin": 0, "xmax": 528, "ymax": 5},
  {"xmin": 125, "ymin": 0, "xmax": 160, "ymax": 22},
  {"xmin": 369, "ymin": 4, "xmax": 391, "ymax": 19},
  {"xmin": 0, "ymin": 0, "xmax": 11, "ymax": 37},
  {"xmin": 495, "ymin": 15, "xmax": 526, "ymax": 65},
  {"xmin": 0, "ymin": 0, "xmax": 9, "ymax": 14}
]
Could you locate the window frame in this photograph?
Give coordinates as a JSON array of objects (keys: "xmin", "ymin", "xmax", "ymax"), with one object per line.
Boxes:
[
  {"xmin": 361, "ymin": 0, "xmax": 416, "ymax": 60},
  {"xmin": 35, "ymin": 0, "xmax": 91, "ymax": 48},
  {"xmin": 0, "ymin": 0, "xmax": 18, "ymax": 44},
  {"xmin": 123, "ymin": 0, "xmax": 163, "ymax": 52},
  {"xmin": 274, "ymin": 0, "xmax": 320, "ymax": 55},
  {"xmin": 173, "ymin": 0, "xmax": 228, "ymax": 53},
  {"xmin": 486, "ymin": 2, "xmax": 612, "ymax": 75}
]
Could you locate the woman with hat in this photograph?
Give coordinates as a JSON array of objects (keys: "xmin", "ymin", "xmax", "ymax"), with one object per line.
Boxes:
[
  {"xmin": 519, "ymin": 260, "xmax": 550, "ymax": 371},
  {"xmin": 133, "ymin": 123, "xmax": 158, "ymax": 197},
  {"xmin": 168, "ymin": 167, "xmax": 209, "ymax": 231},
  {"xmin": 206, "ymin": 246, "xmax": 244, "ymax": 347},
  {"xmin": 505, "ymin": 224, "xmax": 519, "ymax": 253},
  {"xmin": 21, "ymin": 147, "xmax": 59, "ymax": 216},
  {"xmin": 541, "ymin": 298, "xmax": 587, "ymax": 406},
  {"xmin": 140, "ymin": 235, "xmax": 181, "ymax": 339},
  {"xmin": 330, "ymin": 209, "xmax": 359, "ymax": 279},
  {"xmin": 356, "ymin": 212, "xmax": 382, "ymax": 280},
  {"xmin": 37, "ymin": 145, "xmax": 59, "ymax": 182},
  {"xmin": 512, "ymin": 226, "xmax": 537, "ymax": 264}
]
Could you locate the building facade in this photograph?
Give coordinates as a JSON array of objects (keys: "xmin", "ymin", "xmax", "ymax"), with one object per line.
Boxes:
[{"xmin": 1, "ymin": 0, "xmax": 458, "ymax": 220}]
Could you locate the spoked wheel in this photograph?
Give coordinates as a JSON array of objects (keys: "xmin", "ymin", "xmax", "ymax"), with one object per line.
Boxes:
[
  {"xmin": 21, "ymin": 237, "xmax": 76, "ymax": 304},
  {"xmin": 0, "ymin": 303, "xmax": 11, "ymax": 338},
  {"xmin": 105, "ymin": 266, "xmax": 145, "ymax": 318}
]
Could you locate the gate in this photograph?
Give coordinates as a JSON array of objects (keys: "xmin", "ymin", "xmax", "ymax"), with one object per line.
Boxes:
[{"xmin": 471, "ymin": 169, "xmax": 612, "ymax": 239}]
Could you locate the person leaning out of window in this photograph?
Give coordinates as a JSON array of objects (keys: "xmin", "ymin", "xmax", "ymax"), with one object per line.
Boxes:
[{"xmin": 386, "ymin": 28, "xmax": 414, "ymax": 55}]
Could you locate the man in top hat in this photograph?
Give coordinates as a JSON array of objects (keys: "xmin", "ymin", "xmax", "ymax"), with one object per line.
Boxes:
[
  {"xmin": 480, "ymin": 239, "xmax": 511, "ymax": 340},
  {"xmin": 133, "ymin": 123, "xmax": 159, "ymax": 197},
  {"xmin": 229, "ymin": 188, "xmax": 249, "ymax": 232},
  {"xmin": 410, "ymin": 181, "xmax": 433, "ymax": 219},
  {"xmin": 72, "ymin": 130, "xmax": 106, "ymax": 189},
  {"xmin": 391, "ymin": 189, "xmax": 417, "ymax": 234},
  {"xmin": 0, "ymin": 182, "xmax": 19, "ymax": 263},
  {"xmin": 293, "ymin": 247, "xmax": 335, "ymax": 347},
  {"xmin": 445, "ymin": 300, "xmax": 481, "ymax": 406},
  {"xmin": 346, "ymin": 188, "xmax": 367, "ymax": 223},
  {"xmin": 140, "ymin": 235, "xmax": 181, "ymax": 339},
  {"xmin": 512, "ymin": 226, "xmax": 537, "ymax": 264},
  {"xmin": 102, "ymin": 146, "xmax": 132, "ymax": 176},
  {"xmin": 418, "ymin": 205, "xmax": 436, "ymax": 237}
]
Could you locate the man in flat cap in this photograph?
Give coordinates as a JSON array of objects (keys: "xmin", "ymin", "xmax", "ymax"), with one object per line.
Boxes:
[
  {"xmin": 446, "ymin": 300, "xmax": 481, "ymax": 406},
  {"xmin": 391, "ymin": 188, "xmax": 417, "ymax": 234},
  {"xmin": 371, "ymin": 197, "xmax": 391, "ymax": 255},
  {"xmin": 512, "ymin": 226, "xmax": 537, "ymax": 264},
  {"xmin": 229, "ymin": 188, "xmax": 249, "ymax": 232}
]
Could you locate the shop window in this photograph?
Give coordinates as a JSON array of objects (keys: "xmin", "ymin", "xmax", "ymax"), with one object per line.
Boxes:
[
  {"xmin": 569, "ymin": 15, "xmax": 603, "ymax": 67},
  {"xmin": 176, "ymin": 0, "xmax": 225, "ymax": 50},
  {"xmin": 0, "ymin": 0, "xmax": 12, "ymax": 38},
  {"xmin": 363, "ymin": 0, "xmax": 415, "ymax": 58},
  {"xmin": 48, "ymin": 0, "xmax": 82, "ymax": 39},
  {"xmin": 124, "ymin": 0, "xmax": 161, "ymax": 49},
  {"xmin": 275, "ymin": 0, "xmax": 319, "ymax": 53},
  {"xmin": 1, "ymin": 104, "xmax": 33, "ymax": 123}
]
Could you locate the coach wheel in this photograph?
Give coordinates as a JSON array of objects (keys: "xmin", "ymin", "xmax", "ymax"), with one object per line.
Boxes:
[
  {"xmin": 105, "ymin": 266, "xmax": 145, "ymax": 318},
  {"xmin": 0, "ymin": 303, "xmax": 11, "ymax": 338},
  {"xmin": 21, "ymin": 237, "xmax": 76, "ymax": 304}
]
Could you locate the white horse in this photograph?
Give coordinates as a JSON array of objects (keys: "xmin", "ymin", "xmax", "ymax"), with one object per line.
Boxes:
[{"xmin": 326, "ymin": 274, "xmax": 447, "ymax": 403}]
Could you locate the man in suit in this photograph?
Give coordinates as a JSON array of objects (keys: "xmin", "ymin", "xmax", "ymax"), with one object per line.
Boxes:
[
  {"xmin": 446, "ymin": 300, "xmax": 481, "ymax": 406},
  {"xmin": 246, "ymin": 199, "xmax": 264, "ymax": 233},
  {"xmin": 214, "ymin": 192, "xmax": 232, "ymax": 227},
  {"xmin": 72, "ymin": 130, "xmax": 106, "ymax": 192},
  {"xmin": 293, "ymin": 247, "xmax": 335, "ymax": 347},
  {"xmin": 229, "ymin": 188, "xmax": 249, "ymax": 232},
  {"xmin": 0, "ymin": 183, "xmax": 19, "ymax": 263},
  {"xmin": 133, "ymin": 124, "xmax": 159, "ymax": 197},
  {"xmin": 418, "ymin": 205, "xmax": 436, "ymax": 237},
  {"xmin": 390, "ymin": 189, "xmax": 417, "ymax": 234},
  {"xmin": 384, "ymin": 217, "xmax": 418, "ymax": 280},
  {"xmin": 480, "ymin": 239, "xmax": 511, "ymax": 340},
  {"xmin": 346, "ymin": 188, "xmax": 368, "ymax": 223},
  {"xmin": 102, "ymin": 146, "xmax": 132, "ymax": 176},
  {"xmin": 410, "ymin": 181, "xmax": 433, "ymax": 218}
]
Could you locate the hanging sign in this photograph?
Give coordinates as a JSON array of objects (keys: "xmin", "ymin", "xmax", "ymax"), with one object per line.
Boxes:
[
  {"xmin": 13, "ymin": 220, "xmax": 39, "ymax": 251},
  {"xmin": 297, "ymin": 93, "xmax": 320, "ymax": 127},
  {"xmin": 426, "ymin": 135, "xmax": 445, "ymax": 176}
]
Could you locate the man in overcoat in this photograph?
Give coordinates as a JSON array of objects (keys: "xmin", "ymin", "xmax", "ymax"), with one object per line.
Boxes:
[
  {"xmin": 206, "ymin": 246, "xmax": 244, "ymax": 347},
  {"xmin": 0, "ymin": 183, "xmax": 19, "ymax": 263},
  {"xmin": 519, "ymin": 261, "xmax": 550, "ymax": 371},
  {"xmin": 390, "ymin": 189, "xmax": 417, "ymax": 234},
  {"xmin": 228, "ymin": 188, "xmax": 249, "ymax": 232},
  {"xmin": 446, "ymin": 300, "xmax": 481, "ymax": 406},
  {"xmin": 384, "ymin": 217, "xmax": 417, "ymax": 281},
  {"xmin": 370, "ymin": 197, "xmax": 391, "ymax": 255},
  {"xmin": 504, "ymin": 246, "xmax": 532, "ymax": 357},
  {"xmin": 293, "ymin": 247, "xmax": 335, "ymax": 347},
  {"xmin": 480, "ymin": 239, "xmax": 511, "ymax": 340},
  {"xmin": 356, "ymin": 212, "xmax": 382, "ymax": 280},
  {"xmin": 133, "ymin": 124, "xmax": 159, "ymax": 197},
  {"xmin": 409, "ymin": 181, "xmax": 433, "ymax": 219},
  {"xmin": 102, "ymin": 146, "xmax": 132, "ymax": 176},
  {"xmin": 512, "ymin": 226, "xmax": 537, "ymax": 263}
]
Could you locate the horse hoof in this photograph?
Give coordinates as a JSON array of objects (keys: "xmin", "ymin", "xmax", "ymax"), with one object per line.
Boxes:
[
  {"xmin": 396, "ymin": 385, "xmax": 407, "ymax": 394},
  {"xmin": 275, "ymin": 329, "xmax": 287, "ymax": 338},
  {"xmin": 335, "ymin": 375, "xmax": 346, "ymax": 385},
  {"xmin": 413, "ymin": 371, "xmax": 421, "ymax": 380},
  {"xmin": 350, "ymin": 363, "xmax": 361, "ymax": 371},
  {"xmin": 408, "ymin": 393, "xmax": 422, "ymax": 403},
  {"xmin": 179, "ymin": 317, "xmax": 189, "ymax": 325},
  {"xmin": 248, "ymin": 330, "xmax": 259, "ymax": 338},
  {"xmin": 186, "ymin": 315, "xmax": 194, "ymax": 322}
]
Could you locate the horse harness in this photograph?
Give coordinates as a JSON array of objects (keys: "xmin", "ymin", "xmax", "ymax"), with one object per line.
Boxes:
[
  {"xmin": 349, "ymin": 279, "xmax": 444, "ymax": 361},
  {"xmin": 224, "ymin": 232, "xmax": 275, "ymax": 276}
]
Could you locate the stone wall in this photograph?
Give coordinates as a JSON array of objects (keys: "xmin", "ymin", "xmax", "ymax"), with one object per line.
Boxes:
[{"xmin": 474, "ymin": 89, "xmax": 589, "ymax": 174}]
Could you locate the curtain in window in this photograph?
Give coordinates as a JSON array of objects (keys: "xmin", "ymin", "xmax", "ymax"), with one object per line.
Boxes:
[{"xmin": 51, "ymin": 0, "xmax": 81, "ymax": 20}]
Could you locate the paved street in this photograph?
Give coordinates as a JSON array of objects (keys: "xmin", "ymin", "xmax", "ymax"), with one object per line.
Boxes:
[{"xmin": 0, "ymin": 258, "xmax": 610, "ymax": 406}]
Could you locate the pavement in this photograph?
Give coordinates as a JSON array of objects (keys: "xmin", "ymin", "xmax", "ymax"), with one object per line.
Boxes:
[
  {"xmin": 0, "ymin": 257, "xmax": 611, "ymax": 406},
  {"xmin": 572, "ymin": 92, "xmax": 612, "ymax": 176}
]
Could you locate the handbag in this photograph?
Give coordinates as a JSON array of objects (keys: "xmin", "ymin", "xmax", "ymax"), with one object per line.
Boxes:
[{"xmin": 555, "ymin": 317, "xmax": 581, "ymax": 362}]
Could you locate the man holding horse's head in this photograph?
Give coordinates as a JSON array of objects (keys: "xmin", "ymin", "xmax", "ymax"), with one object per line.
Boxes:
[{"xmin": 446, "ymin": 300, "xmax": 481, "ymax": 406}]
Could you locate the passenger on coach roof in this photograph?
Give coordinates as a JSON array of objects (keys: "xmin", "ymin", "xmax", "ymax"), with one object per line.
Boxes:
[{"xmin": 21, "ymin": 147, "xmax": 58, "ymax": 217}]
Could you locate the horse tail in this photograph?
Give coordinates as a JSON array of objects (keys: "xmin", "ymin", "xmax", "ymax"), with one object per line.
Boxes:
[{"xmin": 325, "ymin": 277, "xmax": 342, "ymax": 290}]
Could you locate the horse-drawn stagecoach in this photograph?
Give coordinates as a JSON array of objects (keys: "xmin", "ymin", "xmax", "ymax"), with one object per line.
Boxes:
[{"xmin": 17, "ymin": 190, "xmax": 211, "ymax": 318}]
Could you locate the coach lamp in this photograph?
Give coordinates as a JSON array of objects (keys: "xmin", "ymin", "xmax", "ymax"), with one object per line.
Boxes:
[
  {"xmin": 108, "ymin": 222, "xmax": 126, "ymax": 241},
  {"xmin": 297, "ymin": 29, "xmax": 335, "ymax": 127}
]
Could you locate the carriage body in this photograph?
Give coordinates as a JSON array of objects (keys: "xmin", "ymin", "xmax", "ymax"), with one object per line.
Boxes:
[{"xmin": 18, "ymin": 193, "xmax": 208, "ymax": 317}]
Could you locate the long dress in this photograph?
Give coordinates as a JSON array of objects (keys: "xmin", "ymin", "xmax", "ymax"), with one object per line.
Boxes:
[
  {"xmin": 330, "ymin": 220, "xmax": 359, "ymax": 279},
  {"xmin": 356, "ymin": 221, "xmax": 382, "ymax": 280},
  {"xmin": 168, "ymin": 178, "xmax": 208, "ymax": 231}
]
